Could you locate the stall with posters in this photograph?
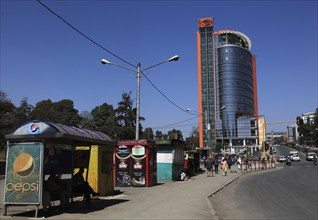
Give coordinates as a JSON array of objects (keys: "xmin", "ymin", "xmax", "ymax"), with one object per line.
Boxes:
[
  {"xmin": 3, "ymin": 121, "xmax": 116, "ymax": 217},
  {"xmin": 114, "ymin": 140, "xmax": 157, "ymax": 187}
]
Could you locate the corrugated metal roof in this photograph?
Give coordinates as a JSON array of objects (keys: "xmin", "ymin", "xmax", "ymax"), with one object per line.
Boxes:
[{"xmin": 5, "ymin": 121, "xmax": 115, "ymax": 146}]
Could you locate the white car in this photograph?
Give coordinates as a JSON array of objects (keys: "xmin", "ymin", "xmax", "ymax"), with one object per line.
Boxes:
[
  {"xmin": 306, "ymin": 152, "xmax": 317, "ymax": 161},
  {"xmin": 290, "ymin": 154, "xmax": 300, "ymax": 162},
  {"xmin": 277, "ymin": 156, "xmax": 286, "ymax": 162}
]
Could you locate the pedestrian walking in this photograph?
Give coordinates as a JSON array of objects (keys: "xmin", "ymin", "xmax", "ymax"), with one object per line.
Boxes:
[
  {"xmin": 202, "ymin": 155, "xmax": 207, "ymax": 168},
  {"xmin": 237, "ymin": 156, "xmax": 242, "ymax": 170},
  {"xmin": 227, "ymin": 156, "xmax": 232, "ymax": 171},
  {"xmin": 206, "ymin": 156, "xmax": 213, "ymax": 177},
  {"xmin": 214, "ymin": 155, "xmax": 219, "ymax": 174},
  {"xmin": 221, "ymin": 158, "xmax": 228, "ymax": 176}
]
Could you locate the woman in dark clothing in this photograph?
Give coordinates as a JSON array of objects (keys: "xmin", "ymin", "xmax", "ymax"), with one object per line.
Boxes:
[
  {"xmin": 214, "ymin": 156, "xmax": 219, "ymax": 174},
  {"xmin": 206, "ymin": 156, "xmax": 213, "ymax": 177}
]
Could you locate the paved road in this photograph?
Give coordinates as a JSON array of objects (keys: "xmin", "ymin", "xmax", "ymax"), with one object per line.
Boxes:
[{"xmin": 210, "ymin": 146, "xmax": 318, "ymax": 220}]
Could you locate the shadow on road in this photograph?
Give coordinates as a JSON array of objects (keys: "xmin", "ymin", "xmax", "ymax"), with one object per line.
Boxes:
[{"xmin": 11, "ymin": 198, "xmax": 129, "ymax": 218}]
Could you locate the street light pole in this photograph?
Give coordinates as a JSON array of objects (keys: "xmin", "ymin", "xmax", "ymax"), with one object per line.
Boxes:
[
  {"xmin": 136, "ymin": 63, "xmax": 141, "ymax": 140},
  {"xmin": 101, "ymin": 55, "xmax": 179, "ymax": 140},
  {"xmin": 220, "ymin": 106, "xmax": 226, "ymax": 157}
]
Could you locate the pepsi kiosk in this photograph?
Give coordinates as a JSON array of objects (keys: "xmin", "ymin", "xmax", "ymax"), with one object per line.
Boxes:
[{"xmin": 3, "ymin": 121, "xmax": 116, "ymax": 218}]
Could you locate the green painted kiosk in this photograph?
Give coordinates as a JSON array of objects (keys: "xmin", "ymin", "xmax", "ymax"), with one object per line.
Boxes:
[{"xmin": 156, "ymin": 139, "xmax": 185, "ymax": 181}]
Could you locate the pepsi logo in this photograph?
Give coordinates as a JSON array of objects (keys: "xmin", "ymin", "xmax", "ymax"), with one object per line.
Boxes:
[
  {"xmin": 13, "ymin": 153, "xmax": 35, "ymax": 177},
  {"xmin": 29, "ymin": 123, "xmax": 39, "ymax": 134}
]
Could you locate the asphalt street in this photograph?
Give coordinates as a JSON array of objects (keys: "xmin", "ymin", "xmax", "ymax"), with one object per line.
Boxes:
[{"xmin": 210, "ymin": 146, "xmax": 318, "ymax": 220}]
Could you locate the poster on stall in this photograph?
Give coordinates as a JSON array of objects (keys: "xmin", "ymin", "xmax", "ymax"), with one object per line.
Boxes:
[
  {"xmin": 115, "ymin": 145, "xmax": 131, "ymax": 186},
  {"xmin": 4, "ymin": 142, "xmax": 42, "ymax": 204},
  {"xmin": 148, "ymin": 147, "xmax": 157, "ymax": 186},
  {"xmin": 131, "ymin": 145, "xmax": 146, "ymax": 186}
]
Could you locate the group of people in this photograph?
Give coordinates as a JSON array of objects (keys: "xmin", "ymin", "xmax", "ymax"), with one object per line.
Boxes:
[
  {"xmin": 43, "ymin": 167, "xmax": 99, "ymax": 215},
  {"xmin": 205, "ymin": 155, "xmax": 235, "ymax": 177}
]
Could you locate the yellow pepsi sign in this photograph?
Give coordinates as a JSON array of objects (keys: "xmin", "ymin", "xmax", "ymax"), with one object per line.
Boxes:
[{"xmin": 4, "ymin": 143, "xmax": 42, "ymax": 204}]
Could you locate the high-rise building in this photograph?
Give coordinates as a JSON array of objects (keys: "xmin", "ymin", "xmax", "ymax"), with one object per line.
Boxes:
[{"xmin": 197, "ymin": 17, "xmax": 259, "ymax": 152}]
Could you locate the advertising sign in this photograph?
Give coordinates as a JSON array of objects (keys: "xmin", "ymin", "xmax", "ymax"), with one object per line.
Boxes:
[
  {"xmin": 131, "ymin": 145, "xmax": 146, "ymax": 186},
  {"xmin": 115, "ymin": 145, "xmax": 131, "ymax": 186},
  {"xmin": 4, "ymin": 142, "xmax": 42, "ymax": 204}
]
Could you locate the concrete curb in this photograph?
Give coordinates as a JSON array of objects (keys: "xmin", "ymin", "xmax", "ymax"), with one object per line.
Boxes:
[
  {"xmin": 209, "ymin": 174, "xmax": 243, "ymax": 197},
  {"xmin": 206, "ymin": 173, "xmax": 244, "ymax": 220}
]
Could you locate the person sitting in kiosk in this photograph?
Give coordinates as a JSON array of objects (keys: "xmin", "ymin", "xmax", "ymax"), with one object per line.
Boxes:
[
  {"xmin": 72, "ymin": 168, "xmax": 99, "ymax": 204},
  {"xmin": 46, "ymin": 169, "xmax": 70, "ymax": 209}
]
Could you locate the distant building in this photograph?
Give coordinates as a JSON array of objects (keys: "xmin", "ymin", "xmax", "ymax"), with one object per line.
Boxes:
[
  {"xmin": 287, "ymin": 125, "xmax": 298, "ymax": 143},
  {"xmin": 266, "ymin": 131, "xmax": 285, "ymax": 139},
  {"xmin": 301, "ymin": 111, "xmax": 316, "ymax": 125},
  {"xmin": 196, "ymin": 17, "xmax": 259, "ymax": 152}
]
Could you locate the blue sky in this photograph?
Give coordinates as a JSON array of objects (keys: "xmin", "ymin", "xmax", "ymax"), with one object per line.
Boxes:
[{"xmin": 1, "ymin": 0, "xmax": 317, "ymax": 137}]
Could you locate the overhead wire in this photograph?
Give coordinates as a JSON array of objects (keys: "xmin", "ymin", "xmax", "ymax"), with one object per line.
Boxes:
[
  {"xmin": 36, "ymin": 0, "xmax": 201, "ymax": 133},
  {"xmin": 140, "ymin": 70, "xmax": 198, "ymax": 115},
  {"xmin": 36, "ymin": 0, "xmax": 136, "ymax": 69},
  {"xmin": 150, "ymin": 116, "xmax": 199, "ymax": 130},
  {"xmin": 36, "ymin": 0, "xmax": 197, "ymax": 115},
  {"xmin": 154, "ymin": 123, "xmax": 198, "ymax": 130}
]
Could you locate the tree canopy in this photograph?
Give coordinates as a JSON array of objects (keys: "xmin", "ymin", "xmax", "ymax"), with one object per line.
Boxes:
[
  {"xmin": 0, "ymin": 90, "xmax": 187, "ymax": 149},
  {"xmin": 297, "ymin": 108, "xmax": 318, "ymax": 147}
]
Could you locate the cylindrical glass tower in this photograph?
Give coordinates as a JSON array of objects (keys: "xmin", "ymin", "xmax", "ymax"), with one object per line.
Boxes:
[
  {"xmin": 216, "ymin": 31, "xmax": 255, "ymax": 143},
  {"xmin": 197, "ymin": 18, "xmax": 258, "ymax": 150}
]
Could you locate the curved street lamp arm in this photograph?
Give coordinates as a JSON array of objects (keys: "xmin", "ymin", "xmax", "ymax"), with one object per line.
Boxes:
[
  {"xmin": 142, "ymin": 55, "xmax": 179, "ymax": 72},
  {"xmin": 108, "ymin": 63, "xmax": 136, "ymax": 73}
]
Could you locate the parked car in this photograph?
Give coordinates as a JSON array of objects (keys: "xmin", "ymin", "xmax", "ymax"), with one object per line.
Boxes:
[
  {"xmin": 306, "ymin": 152, "xmax": 317, "ymax": 161},
  {"xmin": 290, "ymin": 154, "xmax": 300, "ymax": 162},
  {"xmin": 277, "ymin": 155, "xmax": 286, "ymax": 162},
  {"xmin": 290, "ymin": 151, "xmax": 298, "ymax": 155}
]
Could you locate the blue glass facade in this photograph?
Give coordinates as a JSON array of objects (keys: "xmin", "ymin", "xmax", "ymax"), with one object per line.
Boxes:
[
  {"xmin": 217, "ymin": 38, "xmax": 255, "ymax": 139},
  {"xmin": 198, "ymin": 18, "xmax": 258, "ymax": 150},
  {"xmin": 198, "ymin": 22, "xmax": 215, "ymax": 149}
]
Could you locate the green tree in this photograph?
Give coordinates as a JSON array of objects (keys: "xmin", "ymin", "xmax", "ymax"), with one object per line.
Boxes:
[
  {"xmin": 116, "ymin": 92, "xmax": 144, "ymax": 140},
  {"xmin": 91, "ymin": 103, "xmax": 119, "ymax": 139},
  {"xmin": 313, "ymin": 108, "xmax": 318, "ymax": 146},
  {"xmin": 297, "ymin": 108, "xmax": 317, "ymax": 146},
  {"xmin": 214, "ymin": 142, "xmax": 222, "ymax": 153},
  {"xmin": 29, "ymin": 99, "xmax": 55, "ymax": 122},
  {"xmin": 185, "ymin": 126, "xmax": 199, "ymax": 148},
  {"xmin": 79, "ymin": 111, "xmax": 94, "ymax": 130},
  {"xmin": 141, "ymin": 127, "xmax": 154, "ymax": 140},
  {"xmin": 15, "ymin": 98, "xmax": 33, "ymax": 125},
  {"xmin": 52, "ymin": 99, "xmax": 80, "ymax": 126},
  {"xmin": 0, "ymin": 91, "xmax": 16, "ymax": 148},
  {"xmin": 155, "ymin": 130, "xmax": 163, "ymax": 140},
  {"xmin": 167, "ymin": 129, "xmax": 183, "ymax": 140},
  {"xmin": 29, "ymin": 99, "xmax": 80, "ymax": 126}
]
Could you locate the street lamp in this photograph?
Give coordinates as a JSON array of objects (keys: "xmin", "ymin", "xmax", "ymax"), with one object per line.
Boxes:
[
  {"xmin": 220, "ymin": 106, "xmax": 226, "ymax": 157},
  {"xmin": 101, "ymin": 55, "xmax": 179, "ymax": 140},
  {"xmin": 185, "ymin": 108, "xmax": 199, "ymax": 115}
]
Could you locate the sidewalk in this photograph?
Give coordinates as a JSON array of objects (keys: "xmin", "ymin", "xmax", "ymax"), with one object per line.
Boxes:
[{"xmin": 1, "ymin": 168, "xmax": 243, "ymax": 219}]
